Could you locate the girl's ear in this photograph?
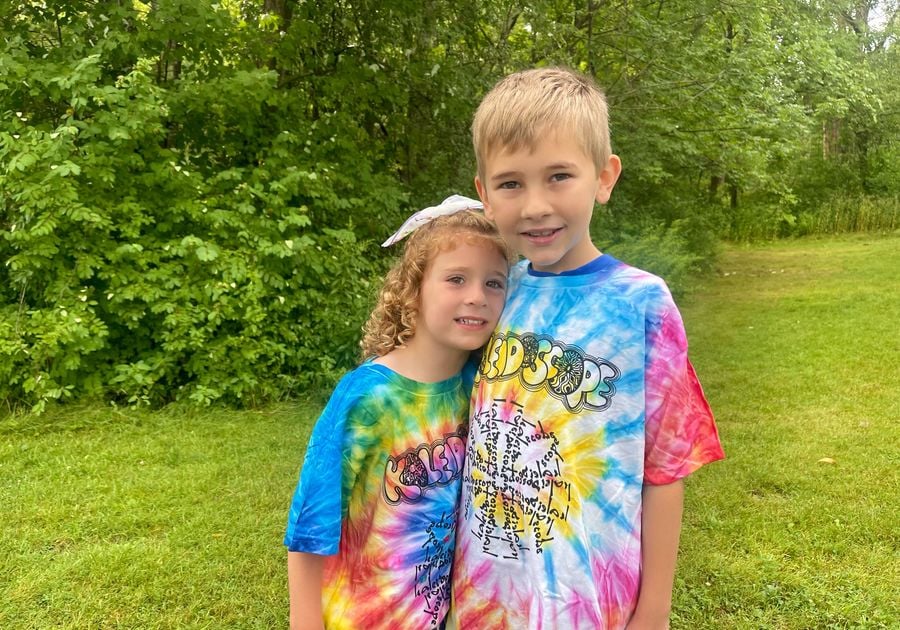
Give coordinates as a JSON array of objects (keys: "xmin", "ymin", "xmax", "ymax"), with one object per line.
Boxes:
[
  {"xmin": 594, "ymin": 155, "xmax": 622, "ymax": 205},
  {"xmin": 475, "ymin": 176, "xmax": 494, "ymax": 220}
]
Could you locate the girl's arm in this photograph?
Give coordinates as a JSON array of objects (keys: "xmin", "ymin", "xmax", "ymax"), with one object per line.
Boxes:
[
  {"xmin": 287, "ymin": 551, "xmax": 325, "ymax": 630},
  {"xmin": 627, "ymin": 479, "xmax": 685, "ymax": 630}
]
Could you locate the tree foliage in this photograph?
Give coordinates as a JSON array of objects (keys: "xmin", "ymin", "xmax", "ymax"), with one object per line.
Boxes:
[{"xmin": 1, "ymin": 0, "xmax": 897, "ymax": 410}]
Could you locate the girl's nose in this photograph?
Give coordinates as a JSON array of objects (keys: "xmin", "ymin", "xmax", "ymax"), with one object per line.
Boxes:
[{"xmin": 465, "ymin": 284, "xmax": 487, "ymax": 306}]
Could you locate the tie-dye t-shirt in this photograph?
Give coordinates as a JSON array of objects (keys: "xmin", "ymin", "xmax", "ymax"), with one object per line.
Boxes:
[
  {"xmin": 449, "ymin": 255, "xmax": 724, "ymax": 630},
  {"xmin": 284, "ymin": 363, "xmax": 468, "ymax": 629}
]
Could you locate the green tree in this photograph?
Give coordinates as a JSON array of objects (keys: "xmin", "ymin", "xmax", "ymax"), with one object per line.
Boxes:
[{"xmin": 2, "ymin": 0, "xmax": 897, "ymax": 411}]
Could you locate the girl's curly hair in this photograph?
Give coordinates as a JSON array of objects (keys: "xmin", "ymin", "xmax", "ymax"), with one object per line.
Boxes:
[{"xmin": 360, "ymin": 210, "xmax": 514, "ymax": 360}]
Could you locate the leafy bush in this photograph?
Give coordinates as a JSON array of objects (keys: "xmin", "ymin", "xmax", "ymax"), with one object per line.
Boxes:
[
  {"xmin": 597, "ymin": 218, "xmax": 713, "ymax": 298},
  {"xmin": 5, "ymin": 0, "xmax": 898, "ymax": 413},
  {"xmin": 0, "ymin": 33, "xmax": 397, "ymax": 413},
  {"xmin": 726, "ymin": 202, "xmax": 800, "ymax": 242},
  {"xmin": 594, "ymin": 192, "xmax": 720, "ymax": 297}
]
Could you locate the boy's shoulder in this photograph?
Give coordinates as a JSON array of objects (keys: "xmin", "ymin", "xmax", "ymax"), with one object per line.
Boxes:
[{"xmin": 604, "ymin": 258, "xmax": 673, "ymax": 297}]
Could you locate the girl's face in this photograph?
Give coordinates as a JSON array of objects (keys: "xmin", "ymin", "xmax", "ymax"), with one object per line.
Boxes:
[{"xmin": 412, "ymin": 239, "xmax": 508, "ymax": 359}]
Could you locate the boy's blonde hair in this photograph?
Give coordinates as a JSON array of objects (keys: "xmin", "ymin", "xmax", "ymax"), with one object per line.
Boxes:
[
  {"xmin": 472, "ymin": 67, "xmax": 611, "ymax": 178},
  {"xmin": 360, "ymin": 210, "xmax": 514, "ymax": 359}
]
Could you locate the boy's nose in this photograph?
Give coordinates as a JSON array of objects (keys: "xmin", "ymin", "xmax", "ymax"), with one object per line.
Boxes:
[{"xmin": 521, "ymin": 191, "xmax": 552, "ymax": 220}]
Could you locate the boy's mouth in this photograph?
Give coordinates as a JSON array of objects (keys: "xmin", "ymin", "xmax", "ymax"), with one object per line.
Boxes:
[{"xmin": 522, "ymin": 227, "xmax": 562, "ymax": 240}]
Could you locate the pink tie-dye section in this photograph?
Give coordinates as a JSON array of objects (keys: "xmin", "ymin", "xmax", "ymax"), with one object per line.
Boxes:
[
  {"xmin": 451, "ymin": 534, "xmax": 641, "ymax": 629},
  {"xmin": 644, "ymin": 304, "xmax": 724, "ymax": 485},
  {"xmin": 318, "ymin": 410, "xmax": 462, "ymax": 629}
]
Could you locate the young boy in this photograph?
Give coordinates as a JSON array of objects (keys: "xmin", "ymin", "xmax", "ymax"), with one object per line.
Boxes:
[{"xmin": 449, "ymin": 68, "xmax": 725, "ymax": 629}]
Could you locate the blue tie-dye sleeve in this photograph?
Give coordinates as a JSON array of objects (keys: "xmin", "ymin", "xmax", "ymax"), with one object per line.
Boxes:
[{"xmin": 284, "ymin": 373, "xmax": 358, "ymax": 554}]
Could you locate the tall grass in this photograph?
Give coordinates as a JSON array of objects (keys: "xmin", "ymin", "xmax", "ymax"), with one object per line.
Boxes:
[
  {"xmin": 796, "ymin": 194, "xmax": 900, "ymax": 236},
  {"xmin": 727, "ymin": 195, "xmax": 900, "ymax": 241}
]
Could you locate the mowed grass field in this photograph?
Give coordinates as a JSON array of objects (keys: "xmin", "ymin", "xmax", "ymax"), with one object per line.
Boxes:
[
  {"xmin": 674, "ymin": 235, "xmax": 899, "ymax": 628},
  {"xmin": 2, "ymin": 235, "xmax": 898, "ymax": 628}
]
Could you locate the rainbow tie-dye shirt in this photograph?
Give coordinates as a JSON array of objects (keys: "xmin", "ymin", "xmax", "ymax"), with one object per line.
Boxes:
[
  {"xmin": 449, "ymin": 255, "xmax": 724, "ymax": 630},
  {"xmin": 285, "ymin": 363, "xmax": 469, "ymax": 629}
]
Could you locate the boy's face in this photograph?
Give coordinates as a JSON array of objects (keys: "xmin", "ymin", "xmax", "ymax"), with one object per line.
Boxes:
[{"xmin": 475, "ymin": 130, "xmax": 620, "ymax": 274}]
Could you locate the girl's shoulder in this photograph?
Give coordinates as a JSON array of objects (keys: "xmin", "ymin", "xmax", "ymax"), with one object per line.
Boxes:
[
  {"xmin": 321, "ymin": 362, "xmax": 395, "ymax": 416},
  {"xmin": 331, "ymin": 362, "xmax": 464, "ymax": 413},
  {"xmin": 341, "ymin": 361, "xmax": 393, "ymax": 384}
]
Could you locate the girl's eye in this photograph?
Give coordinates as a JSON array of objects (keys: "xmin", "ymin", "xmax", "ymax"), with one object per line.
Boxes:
[{"xmin": 447, "ymin": 275, "xmax": 465, "ymax": 284}]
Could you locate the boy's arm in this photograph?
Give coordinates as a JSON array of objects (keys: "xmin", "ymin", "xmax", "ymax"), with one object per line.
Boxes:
[
  {"xmin": 287, "ymin": 551, "xmax": 325, "ymax": 630},
  {"xmin": 627, "ymin": 479, "xmax": 685, "ymax": 630}
]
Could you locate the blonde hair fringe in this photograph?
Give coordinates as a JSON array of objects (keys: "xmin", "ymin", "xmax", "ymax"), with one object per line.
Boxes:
[{"xmin": 473, "ymin": 67, "xmax": 612, "ymax": 178}]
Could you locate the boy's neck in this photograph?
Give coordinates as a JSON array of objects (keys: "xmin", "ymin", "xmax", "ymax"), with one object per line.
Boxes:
[
  {"xmin": 374, "ymin": 344, "xmax": 467, "ymax": 383},
  {"xmin": 530, "ymin": 248, "xmax": 604, "ymax": 275}
]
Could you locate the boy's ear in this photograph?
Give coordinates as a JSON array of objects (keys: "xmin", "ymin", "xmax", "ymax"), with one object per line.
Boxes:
[
  {"xmin": 475, "ymin": 176, "xmax": 494, "ymax": 220},
  {"xmin": 594, "ymin": 155, "xmax": 622, "ymax": 205}
]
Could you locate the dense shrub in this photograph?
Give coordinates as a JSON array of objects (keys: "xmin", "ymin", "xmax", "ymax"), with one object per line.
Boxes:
[
  {"xmin": 0, "ymin": 36, "xmax": 398, "ymax": 412},
  {"xmin": 598, "ymin": 219, "xmax": 713, "ymax": 299}
]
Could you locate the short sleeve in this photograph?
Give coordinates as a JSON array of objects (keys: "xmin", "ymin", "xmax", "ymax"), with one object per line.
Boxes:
[
  {"xmin": 643, "ymin": 286, "xmax": 724, "ymax": 485},
  {"xmin": 284, "ymin": 373, "xmax": 359, "ymax": 554}
]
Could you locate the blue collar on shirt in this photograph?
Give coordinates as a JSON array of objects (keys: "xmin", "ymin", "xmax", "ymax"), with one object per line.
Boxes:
[{"xmin": 527, "ymin": 254, "xmax": 620, "ymax": 277}]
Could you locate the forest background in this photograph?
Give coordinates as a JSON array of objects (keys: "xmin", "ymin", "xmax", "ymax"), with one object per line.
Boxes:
[{"xmin": 1, "ymin": 0, "xmax": 898, "ymax": 412}]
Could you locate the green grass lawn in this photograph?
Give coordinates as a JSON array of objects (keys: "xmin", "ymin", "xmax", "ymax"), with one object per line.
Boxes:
[
  {"xmin": 674, "ymin": 235, "xmax": 899, "ymax": 629},
  {"xmin": 1, "ymin": 405, "xmax": 317, "ymax": 628},
  {"xmin": 2, "ymin": 234, "xmax": 898, "ymax": 628}
]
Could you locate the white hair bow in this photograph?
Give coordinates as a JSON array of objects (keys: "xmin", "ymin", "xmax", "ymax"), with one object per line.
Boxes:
[{"xmin": 381, "ymin": 194, "xmax": 484, "ymax": 247}]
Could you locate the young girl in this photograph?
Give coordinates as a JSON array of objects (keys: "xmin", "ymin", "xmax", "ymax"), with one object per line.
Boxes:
[{"xmin": 284, "ymin": 208, "xmax": 513, "ymax": 630}]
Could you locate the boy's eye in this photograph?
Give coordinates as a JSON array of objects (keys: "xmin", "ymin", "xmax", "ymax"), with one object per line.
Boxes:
[
  {"xmin": 487, "ymin": 279, "xmax": 506, "ymax": 290},
  {"xmin": 498, "ymin": 181, "xmax": 520, "ymax": 190},
  {"xmin": 550, "ymin": 173, "xmax": 572, "ymax": 183}
]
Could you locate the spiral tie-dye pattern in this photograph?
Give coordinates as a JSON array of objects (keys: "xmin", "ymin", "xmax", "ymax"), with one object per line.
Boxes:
[{"xmin": 450, "ymin": 255, "xmax": 724, "ymax": 630}]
